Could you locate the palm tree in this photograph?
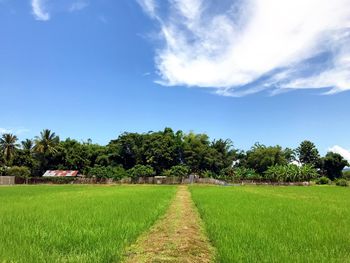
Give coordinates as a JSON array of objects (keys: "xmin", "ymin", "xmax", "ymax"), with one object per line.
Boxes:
[
  {"xmin": 21, "ymin": 139, "xmax": 34, "ymax": 153},
  {"xmin": 0, "ymin": 133, "xmax": 19, "ymax": 165},
  {"xmin": 34, "ymin": 129, "xmax": 59, "ymax": 154}
]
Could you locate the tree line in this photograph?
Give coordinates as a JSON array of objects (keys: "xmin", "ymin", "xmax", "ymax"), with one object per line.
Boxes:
[{"xmin": 0, "ymin": 128, "xmax": 348, "ymax": 183}]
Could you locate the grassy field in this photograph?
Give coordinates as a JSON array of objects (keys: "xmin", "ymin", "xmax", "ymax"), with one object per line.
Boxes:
[
  {"xmin": 190, "ymin": 185, "xmax": 350, "ymax": 263},
  {"xmin": 0, "ymin": 185, "xmax": 176, "ymax": 262}
]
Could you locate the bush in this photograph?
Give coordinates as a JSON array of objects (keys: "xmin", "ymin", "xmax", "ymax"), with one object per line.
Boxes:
[
  {"xmin": 87, "ymin": 166, "xmax": 128, "ymax": 180},
  {"xmin": 335, "ymin": 179, "xmax": 348, "ymax": 187},
  {"xmin": 342, "ymin": 170, "xmax": 350, "ymax": 180},
  {"xmin": 6, "ymin": 166, "xmax": 31, "ymax": 178},
  {"xmin": 316, "ymin": 176, "xmax": 331, "ymax": 185},
  {"xmin": 202, "ymin": 170, "xmax": 217, "ymax": 178},
  {"xmin": 299, "ymin": 164, "xmax": 319, "ymax": 181},
  {"xmin": 264, "ymin": 164, "xmax": 318, "ymax": 182},
  {"xmin": 234, "ymin": 167, "xmax": 261, "ymax": 181},
  {"xmin": 0, "ymin": 166, "xmax": 6, "ymax": 176},
  {"xmin": 162, "ymin": 165, "xmax": 189, "ymax": 177},
  {"xmin": 42, "ymin": 177, "xmax": 76, "ymax": 184},
  {"xmin": 128, "ymin": 165, "xmax": 155, "ymax": 178},
  {"xmin": 219, "ymin": 167, "xmax": 235, "ymax": 181}
]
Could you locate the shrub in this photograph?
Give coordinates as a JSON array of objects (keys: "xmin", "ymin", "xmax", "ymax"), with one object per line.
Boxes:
[
  {"xmin": 128, "ymin": 165, "xmax": 155, "ymax": 178},
  {"xmin": 6, "ymin": 166, "xmax": 31, "ymax": 178},
  {"xmin": 219, "ymin": 167, "xmax": 235, "ymax": 181},
  {"xmin": 162, "ymin": 165, "xmax": 189, "ymax": 177},
  {"xmin": 43, "ymin": 177, "xmax": 76, "ymax": 184},
  {"xmin": 342, "ymin": 170, "xmax": 350, "ymax": 180},
  {"xmin": 316, "ymin": 176, "xmax": 331, "ymax": 185},
  {"xmin": 88, "ymin": 166, "xmax": 128, "ymax": 180},
  {"xmin": 234, "ymin": 167, "xmax": 260, "ymax": 181},
  {"xmin": 335, "ymin": 179, "xmax": 348, "ymax": 187},
  {"xmin": 299, "ymin": 164, "xmax": 319, "ymax": 181},
  {"xmin": 202, "ymin": 170, "xmax": 217, "ymax": 178},
  {"xmin": 0, "ymin": 166, "xmax": 6, "ymax": 176}
]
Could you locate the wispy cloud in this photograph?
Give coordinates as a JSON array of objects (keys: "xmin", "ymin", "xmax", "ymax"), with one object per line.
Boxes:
[
  {"xmin": 31, "ymin": 0, "xmax": 50, "ymax": 21},
  {"xmin": 138, "ymin": 0, "xmax": 350, "ymax": 96},
  {"xmin": 329, "ymin": 145, "xmax": 350, "ymax": 163},
  {"xmin": 31, "ymin": 0, "xmax": 88, "ymax": 21},
  {"xmin": 69, "ymin": 0, "xmax": 88, "ymax": 12},
  {"xmin": 98, "ymin": 15, "xmax": 108, "ymax": 24},
  {"xmin": 137, "ymin": 0, "xmax": 158, "ymax": 19},
  {"xmin": 0, "ymin": 128, "xmax": 12, "ymax": 134},
  {"xmin": 0, "ymin": 128, "xmax": 30, "ymax": 135}
]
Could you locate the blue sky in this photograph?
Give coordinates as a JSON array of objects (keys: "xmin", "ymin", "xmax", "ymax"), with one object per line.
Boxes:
[{"xmin": 1, "ymin": 0, "xmax": 350, "ymax": 159}]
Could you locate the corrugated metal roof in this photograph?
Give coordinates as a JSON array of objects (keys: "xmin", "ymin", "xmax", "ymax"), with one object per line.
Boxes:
[{"xmin": 43, "ymin": 170, "xmax": 79, "ymax": 177}]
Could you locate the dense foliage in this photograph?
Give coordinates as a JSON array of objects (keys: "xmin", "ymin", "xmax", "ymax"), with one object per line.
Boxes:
[
  {"xmin": 316, "ymin": 176, "xmax": 331, "ymax": 185},
  {"xmin": 322, "ymin": 152, "xmax": 349, "ymax": 180},
  {"xmin": 264, "ymin": 164, "xmax": 318, "ymax": 182},
  {"xmin": 335, "ymin": 179, "xmax": 348, "ymax": 187},
  {"xmin": 296, "ymin": 140, "xmax": 321, "ymax": 167},
  {"xmin": 0, "ymin": 128, "xmax": 349, "ymax": 182},
  {"xmin": 162, "ymin": 165, "xmax": 190, "ymax": 178}
]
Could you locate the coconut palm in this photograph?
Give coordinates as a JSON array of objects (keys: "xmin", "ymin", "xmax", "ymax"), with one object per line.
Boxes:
[
  {"xmin": 21, "ymin": 139, "xmax": 34, "ymax": 152},
  {"xmin": 0, "ymin": 133, "xmax": 19, "ymax": 165},
  {"xmin": 34, "ymin": 129, "xmax": 59, "ymax": 154}
]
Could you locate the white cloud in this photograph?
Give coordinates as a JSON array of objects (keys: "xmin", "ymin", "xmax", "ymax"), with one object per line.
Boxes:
[
  {"xmin": 31, "ymin": 0, "xmax": 50, "ymax": 21},
  {"xmin": 0, "ymin": 128, "xmax": 29, "ymax": 135},
  {"xmin": 69, "ymin": 1, "xmax": 88, "ymax": 12},
  {"xmin": 31, "ymin": 0, "xmax": 88, "ymax": 21},
  {"xmin": 137, "ymin": 0, "xmax": 158, "ymax": 19},
  {"xmin": 138, "ymin": 0, "xmax": 350, "ymax": 96},
  {"xmin": 329, "ymin": 145, "xmax": 350, "ymax": 163},
  {"xmin": 0, "ymin": 128, "xmax": 12, "ymax": 134}
]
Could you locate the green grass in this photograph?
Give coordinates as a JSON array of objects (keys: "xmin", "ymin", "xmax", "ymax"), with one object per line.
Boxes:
[
  {"xmin": 0, "ymin": 185, "xmax": 176, "ymax": 262},
  {"xmin": 190, "ymin": 185, "xmax": 350, "ymax": 263}
]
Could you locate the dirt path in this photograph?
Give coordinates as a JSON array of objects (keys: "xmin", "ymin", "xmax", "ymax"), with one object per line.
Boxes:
[{"xmin": 123, "ymin": 185, "xmax": 215, "ymax": 263}]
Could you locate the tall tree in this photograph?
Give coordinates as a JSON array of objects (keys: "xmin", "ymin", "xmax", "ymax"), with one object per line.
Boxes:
[
  {"xmin": 34, "ymin": 129, "xmax": 59, "ymax": 155},
  {"xmin": 296, "ymin": 140, "xmax": 320, "ymax": 167},
  {"xmin": 0, "ymin": 133, "xmax": 19, "ymax": 165},
  {"xmin": 33, "ymin": 129, "xmax": 60, "ymax": 174},
  {"xmin": 13, "ymin": 139, "xmax": 37, "ymax": 172},
  {"xmin": 322, "ymin": 152, "xmax": 349, "ymax": 180},
  {"xmin": 246, "ymin": 143, "xmax": 287, "ymax": 174},
  {"xmin": 183, "ymin": 132, "xmax": 211, "ymax": 173},
  {"xmin": 21, "ymin": 139, "xmax": 34, "ymax": 152},
  {"xmin": 208, "ymin": 139, "xmax": 236, "ymax": 174},
  {"xmin": 107, "ymin": 132, "xmax": 143, "ymax": 169}
]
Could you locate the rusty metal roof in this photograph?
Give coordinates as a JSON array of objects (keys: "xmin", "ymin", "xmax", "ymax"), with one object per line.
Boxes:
[{"xmin": 43, "ymin": 170, "xmax": 79, "ymax": 177}]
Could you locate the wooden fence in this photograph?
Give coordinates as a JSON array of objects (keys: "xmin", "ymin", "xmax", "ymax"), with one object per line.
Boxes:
[
  {"xmin": 13, "ymin": 176, "xmax": 227, "ymax": 185},
  {"xmin": 11, "ymin": 177, "xmax": 310, "ymax": 186},
  {"xmin": 0, "ymin": 176, "xmax": 15, "ymax": 185}
]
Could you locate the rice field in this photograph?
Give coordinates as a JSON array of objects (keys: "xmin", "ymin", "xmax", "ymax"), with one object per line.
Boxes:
[
  {"xmin": 0, "ymin": 185, "xmax": 176, "ymax": 262},
  {"xmin": 2, "ymin": 184, "xmax": 350, "ymax": 263},
  {"xmin": 190, "ymin": 185, "xmax": 350, "ymax": 263}
]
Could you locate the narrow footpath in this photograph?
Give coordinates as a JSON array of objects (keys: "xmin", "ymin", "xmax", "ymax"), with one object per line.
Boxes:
[{"xmin": 124, "ymin": 185, "xmax": 215, "ymax": 263}]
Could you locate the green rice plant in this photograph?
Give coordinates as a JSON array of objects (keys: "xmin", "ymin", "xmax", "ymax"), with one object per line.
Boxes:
[
  {"xmin": 190, "ymin": 185, "xmax": 350, "ymax": 262},
  {"xmin": 0, "ymin": 185, "xmax": 176, "ymax": 262}
]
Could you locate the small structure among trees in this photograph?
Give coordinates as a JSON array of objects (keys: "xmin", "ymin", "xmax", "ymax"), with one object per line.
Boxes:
[
  {"xmin": 43, "ymin": 170, "xmax": 79, "ymax": 177},
  {"xmin": 0, "ymin": 128, "xmax": 349, "ymax": 185}
]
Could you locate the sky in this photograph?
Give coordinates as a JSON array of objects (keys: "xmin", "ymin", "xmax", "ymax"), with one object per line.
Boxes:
[{"xmin": 0, "ymin": 0, "xmax": 350, "ymax": 160}]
